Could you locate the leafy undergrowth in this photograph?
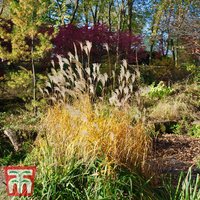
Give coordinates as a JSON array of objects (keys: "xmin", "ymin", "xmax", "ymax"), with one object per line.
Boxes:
[
  {"xmin": 0, "ymin": 109, "xmax": 40, "ymax": 166},
  {"xmin": 0, "ymin": 138, "xmax": 30, "ymax": 166},
  {"xmin": 141, "ymin": 81, "xmax": 200, "ymax": 138}
]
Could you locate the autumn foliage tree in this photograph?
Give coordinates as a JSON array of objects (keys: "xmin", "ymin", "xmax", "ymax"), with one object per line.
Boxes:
[
  {"xmin": 0, "ymin": 0, "xmax": 53, "ymax": 113},
  {"xmin": 0, "ymin": 0, "xmax": 53, "ymax": 61},
  {"xmin": 52, "ymin": 24, "xmax": 148, "ymax": 65}
]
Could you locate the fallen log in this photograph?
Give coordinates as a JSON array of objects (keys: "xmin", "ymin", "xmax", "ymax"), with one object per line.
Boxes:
[{"xmin": 3, "ymin": 129, "xmax": 21, "ymax": 151}]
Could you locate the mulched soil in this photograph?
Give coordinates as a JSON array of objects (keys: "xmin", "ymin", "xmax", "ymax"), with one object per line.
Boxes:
[{"xmin": 148, "ymin": 134, "xmax": 200, "ymax": 183}]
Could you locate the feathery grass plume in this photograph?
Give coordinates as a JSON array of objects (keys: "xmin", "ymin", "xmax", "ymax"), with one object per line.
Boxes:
[
  {"xmin": 44, "ymin": 43, "xmax": 140, "ymax": 106},
  {"xmin": 109, "ymin": 60, "xmax": 136, "ymax": 107},
  {"xmin": 44, "ymin": 54, "xmax": 109, "ymax": 104}
]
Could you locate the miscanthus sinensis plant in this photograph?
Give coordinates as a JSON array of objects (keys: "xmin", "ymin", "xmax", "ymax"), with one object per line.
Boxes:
[
  {"xmin": 26, "ymin": 96, "xmax": 151, "ymax": 178},
  {"xmin": 43, "ymin": 41, "xmax": 139, "ymax": 107},
  {"xmin": 26, "ymin": 42, "xmax": 153, "ymax": 199}
]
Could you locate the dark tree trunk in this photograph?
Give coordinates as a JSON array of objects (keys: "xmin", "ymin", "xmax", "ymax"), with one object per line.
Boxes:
[
  {"xmin": 108, "ymin": 0, "xmax": 113, "ymax": 31},
  {"xmin": 31, "ymin": 35, "xmax": 36, "ymax": 115},
  {"xmin": 149, "ymin": 42, "xmax": 154, "ymax": 65},
  {"xmin": 128, "ymin": 0, "xmax": 133, "ymax": 33},
  {"xmin": 171, "ymin": 39, "xmax": 176, "ymax": 67},
  {"xmin": 166, "ymin": 39, "xmax": 169, "ymax": 56},
  {"xmin": 0, "ymin": 0, "xmax": 5, "ymax": 16},
  {"xmin": 84, "ymin": 4, "xmax": 89, "ymax": 25},
  {"xmin": 91, "ymin": 3, "xmax": 99, "ymax": 25},
  {"xmin": 70, "ymin": 0, "xmax": 79, "ymax": 24}
]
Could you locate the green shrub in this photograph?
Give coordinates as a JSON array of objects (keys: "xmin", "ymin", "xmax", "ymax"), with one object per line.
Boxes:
[
  {"xmin": 197, "ymin": 160, "xmax": 200, "ymax": 169},
  {"xmin": 152, "ymin": 57, "xmax": 174, "ymax": 67},
  {"xmin": 5, "ymin": 68, "xmax": 46, "ymax": 98},
  {"xmin": 148, "ymin": 82, "xmax": 174, "ymax": 99},
  {"xmin": 140, "ymin": 65, "xmax": 190, "ymax": 84},
  {"xmin": 188, "ymin": 124, "xmax": 200, "ymax": 138},
  {"xmin": 5, "ymin": 68, "xmax": 33, "ymax": 101},
  {"xmin": 4, "ymin": 68, "xmax": 47, "ymax": 111},
  {"xmin": 171, "ymin": 123, "xmax": 183, "ymax": 135},
  {"xmin": 184, "ymin": 64, "xmax": 200, "ymax": 82}
]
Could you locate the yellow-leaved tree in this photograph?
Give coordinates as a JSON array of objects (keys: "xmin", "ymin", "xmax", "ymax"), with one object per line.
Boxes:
[{"xmin": 0, "ymin": 0, "xmax": 53, "ymax": 113}]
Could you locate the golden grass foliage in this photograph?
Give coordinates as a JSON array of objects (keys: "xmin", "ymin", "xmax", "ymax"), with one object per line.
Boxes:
[
  {"xmin": 34, "ymin": 96, "xmax": 151, "ymax": 171},
  {"xmin": 149, "ymin": 99, "xmax": 189, "ymax": 121}
]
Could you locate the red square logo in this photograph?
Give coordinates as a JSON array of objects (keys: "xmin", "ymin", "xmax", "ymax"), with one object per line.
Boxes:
[{"xmin": 4, "ymin": 166, "xmax": 36, "ymax": 197}]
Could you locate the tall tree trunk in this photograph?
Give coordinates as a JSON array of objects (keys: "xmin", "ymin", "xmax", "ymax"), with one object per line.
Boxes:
[
  {"xmin": 171, "ymin": 39, "xmax": 176, "ymax": 67},
  {"xmin": 70, "ymin": 0, "xmax": 79, "ymax": 24},
  {"xmin": 0, "ymin": 0, "xmax": 5, "ymax": 16},
  {"xmin": 149, "ymin": 42, "xmax": 154, "ymax": 65},
  {"xmin": 166, "ymin": 39, "xmax": 169, "ymax": 56},
  {"xmin": 176, "ymin": 39, "xmax": 179, "ymax": 67},
  {"xmin": 31, "ymin": 35, "xmax": 36, "ymax": 115},
  {"xmin": 91, "ymin": 3, "xmax": 99, "ymax": 25},
  {"xmin": 128, "ymin": 0, "xmax": 134, "ymax": 60},
  {"xmin": 135, "ymin": 47, "xmax": 138, "ymax": 67},
  {"xmin": 128, "ymin": 0, "xmax": 133, "ymax": 33},
  {"xmin": 120, "ymin": 0, "xmax": 126, "ymax": 31},
  {"xmin": 108, "ymin": 0, "xmax": 113, "ymax": 31},
  {"xmin": 116, "ymin": 2, "xmax": 122, "ymax": 65},
  {"xmin": 84, "ymin": 4, "xmax": 89, "ymax": 25}
]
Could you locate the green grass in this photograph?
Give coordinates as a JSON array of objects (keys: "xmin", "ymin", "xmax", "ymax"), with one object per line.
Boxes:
[{"xmin": 26, "ymin": 155, "xmax": 156, "ymax": 200}]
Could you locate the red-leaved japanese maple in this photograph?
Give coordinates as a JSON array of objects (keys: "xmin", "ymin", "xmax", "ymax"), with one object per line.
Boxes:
[{"xmin": 52, "ymin": 24, "xmax": 148, "ymax": 64}]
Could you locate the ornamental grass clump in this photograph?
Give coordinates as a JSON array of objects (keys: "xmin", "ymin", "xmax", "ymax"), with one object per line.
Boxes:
[
  {"xmin": 24, "ymin": 96, "xmax": 152, "ymax": 199},
  {"xmin": 34, "ymin": 96, "xmax": 150, "ymax": 170}
]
